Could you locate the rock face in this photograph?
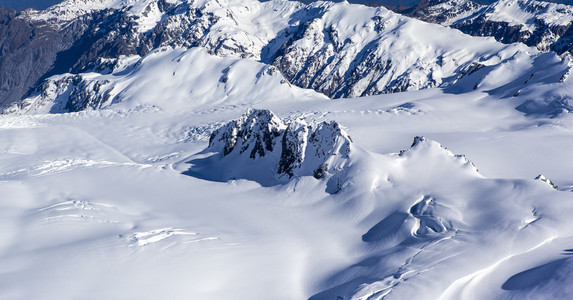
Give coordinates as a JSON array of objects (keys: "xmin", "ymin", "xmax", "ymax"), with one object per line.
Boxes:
[
  {"xmin": 405, "ymin": 0, "xmax": 573, "ymax": 55},
  {"xmin": 268, "ymin": 4, "xmax": 442, "ymax": 98},
  {"xmin": 209, "ymin": 109, "xmax": 287, "ymax": 159},
  {"xmin": 406, "ymin": 0, "xmax": 482, "ymax": 24},
  {"xmin": 3, "ymin": 46, "xmax": 312, "ymax": 114},
  {"xmin": 0, "ymin": 0, "xmax": 274, "ymax": 107},
  {"xmin": 205, "ymin": 109, "xmax": 352, "ymax": 183},
  {"xmin": 0, "ymin": 6, "xmax": 92, "ymax": 108},
  {"xmin": 1, "ymin": 0, "xmax": 542, "ymax": 110},
  {"xmin": 535, "ymin": 174, "xmax": 558, "ymax": 190},
  {"xmin": 1, "ymin": 53, "xmax": 138, "ymax": 114},
  {"xmin": 264, "ymin": 1, "xmax": 525, "ymax": 98}
]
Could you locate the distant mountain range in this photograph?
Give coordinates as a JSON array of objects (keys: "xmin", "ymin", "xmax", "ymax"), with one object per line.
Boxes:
[
  {"xmin": 0, "ymin": 0, "xmax": 563, "ymax": 113},
  {"xmin": 404, "ymin": 0, "xmax": 573, "ymax": 55},
  {"xmin": 4, "ymin": 0, "xmax": 573, "ymax": 10},
  {"xmin": 0, "ymin": 0, "xmax": 571, "ymax": 118}
]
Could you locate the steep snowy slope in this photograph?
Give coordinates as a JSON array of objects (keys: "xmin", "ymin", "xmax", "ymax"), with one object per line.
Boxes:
[
  {"xmin": 2, "ymin": 47, "xmax": 323, "ymax": 114},
  {"xmin": 406, "ymin": 0, "xmax": 573, "ymax": 54},
  {"xmin": 9, "ymin": 41, "xmax": 573, "ymax": 116},
  {"xmin": 5, "ymin": 0, "xmax": 573, "ymax": 109},
  {"xmin": 4, "ymin": 1, "xmax": 573, "ymax": 115},
  {"xmin": 0, "ymin": 0, "xmax": 302, "ymax": 107},
  {"xmin": 266, "ymin": 1, "xmax": 519, "ymax": 97},
  {"xmin": 2, "ymin": 99, "xmax": 572, "ymax": 299}
]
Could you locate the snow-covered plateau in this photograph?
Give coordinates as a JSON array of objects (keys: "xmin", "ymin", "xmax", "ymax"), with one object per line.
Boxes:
[{"xmin": 1, "ymin": 0, "xmax": 573, "ymax": 299}]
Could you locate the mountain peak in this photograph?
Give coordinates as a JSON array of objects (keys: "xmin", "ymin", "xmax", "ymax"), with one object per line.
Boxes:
[
  {"xmin": 535, "ymin": 174, "xmax": 558, "ymax": 190},
  {"xmin": 401, "ymin": 136, "xmax": 480, "ymax": 174},
  {"xmin": 208, "ymin": 108, "xmax": 287, "ymax": 158},
  {"xmin": 189, "ymin": 109, "xmax": 352, "ymax": 185}
]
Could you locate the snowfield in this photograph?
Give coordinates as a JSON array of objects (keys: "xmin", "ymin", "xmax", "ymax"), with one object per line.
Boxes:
[
  {"xmin": 1, "ymin": 0, "xmax": 573, "ymax": 299},
  {"xmin": 1, "ymin": 80, "xmax": 573, "ymax": 299}
]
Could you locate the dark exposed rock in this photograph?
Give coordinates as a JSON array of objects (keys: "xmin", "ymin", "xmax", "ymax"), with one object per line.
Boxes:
[
  {"xmin": 278, "ymin": 122, "xmax": 310, "ymax": 177},
  {"xmin": 535, "ymin": 174, "xmax": 558, "ymax": 190},
  {"xmin": 209, "ymin": 109, "xmax": 285, "ymax": 158},
  {"xmin": 267, "ymin": 4, "xmax": 466, "ymax": 98},
  {"xmin": 403, "ymin": 0, "xmax": 573, "ymax": 55},
  {"xmin": 2, "ymin": 0, "xmax": 506, "ymax": 110},
  {"xmin": 0, "ymin": 7, "xmax": 89, "ymax": 107},
  {"xmin": 405, "ymin": 0, "xmax": 482, "ymax": 24},
  {"xmin": 208, "ymin": 109, "xmax": 352, "ymax": 180}
]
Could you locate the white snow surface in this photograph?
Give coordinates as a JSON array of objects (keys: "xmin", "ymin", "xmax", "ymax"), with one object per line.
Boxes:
[
  {"xmin": 2, "ymin": 78, "xmax": 573, "ymax": 299},
  {"xmin": 7, "ymin": 47, "xmax": 322, "ymax": 114},
  {"xmin": 2, "ymin": 0, "xmax": 573, "ymax": 300},
  {"xmin": 484, "ymin": 0, "xmax": 573, "ymax": 31},
  {"xmin": 430, "ymin": 0, "xmax": 573, "ymax": 32}
]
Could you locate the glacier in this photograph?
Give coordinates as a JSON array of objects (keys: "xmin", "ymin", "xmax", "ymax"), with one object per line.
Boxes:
[{"xmin": 0, "ymin": 0, "xmax": 573, "ymax": 299}]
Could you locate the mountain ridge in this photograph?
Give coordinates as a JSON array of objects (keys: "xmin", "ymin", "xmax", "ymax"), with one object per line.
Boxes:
[
  {"xmin": 405, "ymin": 0, "xmax": 573, "ymax": 55},
  {"xmin": 3, "ymin": 0, "xmax": 573, "ymax": 116}
]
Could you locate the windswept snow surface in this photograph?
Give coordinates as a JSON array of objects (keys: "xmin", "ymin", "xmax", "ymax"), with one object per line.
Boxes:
[{"xmin": 2, "ymin": 81, "xmax": 573, "ymax": 299}]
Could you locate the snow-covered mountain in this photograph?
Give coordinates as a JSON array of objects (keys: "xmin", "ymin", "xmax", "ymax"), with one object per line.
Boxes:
[
  {"xmin": 3, "ymin": 0, "xmax": 573, "ymax": 115},
  {"xmin": 3, "ymin": 47, "xmax": 322, "ymax": 114},
  {"xmin": 178, "ymin": 108, "xmax": 573, "ymax": 300},
  {"xmin": 187, "ymin": 108, "xmax": 352, "ymax": 186},
  {"xmin": 406, "ymin": 0, "xmax": 573, "ymax": 54},
  {"xmin": 2, "ymin": 0, "xmax": 573, "ymax": 299}
]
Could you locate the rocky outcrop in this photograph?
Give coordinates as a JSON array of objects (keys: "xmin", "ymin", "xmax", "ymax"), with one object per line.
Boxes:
[
  {"xmin": 0, "ymin": 6, "xmax": 93, "ymax": 108},
  {"xmin": 406, "ymin": 0, "xmax": 482, "ymax": 25},
  {"xmin": 3, "ymin": 59, "xmax": 124, "ymax": 114},
  {"xmin": 535, "ymin": 174, "xmax": 558, "ymax": 190},
  {"xmin": 267, "ymin": 3, "xmax": 479, "ymax": 98},
  {"xmin": 209, "ymin": 109, "xmax": 286, "ymax": 159},
  {"xmin": 206, "ymin": 109, "xmax": 352, "ymax": 182},
  {"xmin": 401, "ymin": 136, "xmax": 480, "ymax": 173}
]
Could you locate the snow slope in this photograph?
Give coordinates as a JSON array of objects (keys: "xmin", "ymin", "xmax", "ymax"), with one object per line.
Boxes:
[
  {"xmin": 3, "ymin": 47, "xmax": 322, "ymax": 114},
  {"xmin": 406, "ymin": 0, "xmax": 573, "ymax": 54},
  {"xmin": 2, "ymin": 83, "xmax": 573, "ymax": 299},
  {"xmin": 8, "ymin": 42, "xmax": 573, "ymax": 116}
]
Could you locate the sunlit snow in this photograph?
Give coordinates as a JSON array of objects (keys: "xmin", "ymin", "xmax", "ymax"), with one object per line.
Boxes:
[{"xmin": 1, "ymin": 0, "xmax": 573, "ymax": 299}]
